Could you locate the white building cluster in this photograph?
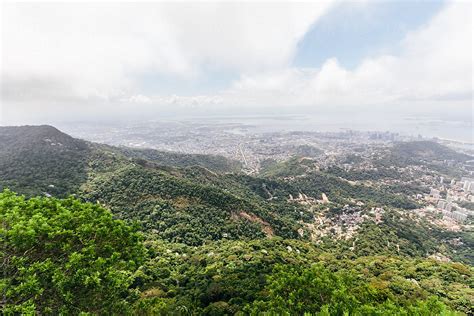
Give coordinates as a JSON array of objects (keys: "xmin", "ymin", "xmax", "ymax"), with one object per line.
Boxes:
[
  {"xmin": 436, "ymin": 199, "xmax": 472, "ymax": 222},
  {"xmin": 426, "ymin": 176, "xmax": 474, "ymax": 223},
  {"xmin": 461, "ymin": 177, "xmax": 474, "ymax": 193}
]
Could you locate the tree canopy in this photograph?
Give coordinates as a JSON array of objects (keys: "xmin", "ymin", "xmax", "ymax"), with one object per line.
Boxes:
[{"xmin": 0, "ymin": 190, "xmax": 146, "ymax": 314}]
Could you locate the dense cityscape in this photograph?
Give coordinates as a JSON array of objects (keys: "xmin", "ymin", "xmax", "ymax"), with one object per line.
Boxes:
[{"xmin": 60, "ymin": 119, "xmax": 474, "ymax": 241}]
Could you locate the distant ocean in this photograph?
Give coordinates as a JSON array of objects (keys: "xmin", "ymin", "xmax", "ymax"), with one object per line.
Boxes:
[
  {"xmin": 197, "ymin": 114, "xmax": 473, "ymax": 144},
  {"xmin": 55, "ymin": 113, "xmax": 473, "ymax": 148}
]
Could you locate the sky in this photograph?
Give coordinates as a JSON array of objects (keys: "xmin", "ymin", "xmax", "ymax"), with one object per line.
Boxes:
[{"xmin": 0, "ymin": 0, "xmax": 472, "ymax": 125}]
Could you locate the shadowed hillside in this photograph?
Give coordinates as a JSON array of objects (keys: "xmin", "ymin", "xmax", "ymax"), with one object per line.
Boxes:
[
  {"xmin": 0, "ymin": 125, "xmax": 90, "ymax": 196},
  {"xmin": 0, "ymin": 125, "xmax": 240, "ymax": 197},
  {"xmin": 390, "ymin": 141, "xmax": 472, "ymax": 163}
]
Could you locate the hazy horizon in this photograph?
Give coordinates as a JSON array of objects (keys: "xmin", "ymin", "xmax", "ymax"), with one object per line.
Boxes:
[{"xmin": 1, "ymin": 0, "xmax": 472, "ymax": 132}]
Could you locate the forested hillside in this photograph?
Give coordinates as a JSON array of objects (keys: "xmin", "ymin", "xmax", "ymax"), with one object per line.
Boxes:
[
  {"xmin": 1, "ymin": 126, "xmax": 473, "ymax": 314},
  {"xmin": 0, "ymin": 125, "xmax": 90, "ymax": 196},
  {"xmin": 390, "ymin": 141, "xmax": 472, "ymax": 163},
  {"xmin": 0, "ymin": 126, "xmax": 240, "ymax": 197},
  {"xmin": 2, "ymin": 192, "xmax": 472, "ymax": 314}
]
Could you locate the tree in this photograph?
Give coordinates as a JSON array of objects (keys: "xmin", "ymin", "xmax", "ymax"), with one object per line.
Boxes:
[
  {"xmin": 245, "ymin": 264, "xmax": 459, "ymax": 315},
  {"xmin": 1, "ymin": 190, "xmax": 146, "ymax": 314}
]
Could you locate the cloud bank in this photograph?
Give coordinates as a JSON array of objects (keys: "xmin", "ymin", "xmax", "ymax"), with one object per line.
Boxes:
[
  {"xmin": 1, "ymin": 1, "xmax": 472, "ymax": 123},
  {"xmin": 227, "ymin": 1, "xmax": 472, "ymax": 111}
]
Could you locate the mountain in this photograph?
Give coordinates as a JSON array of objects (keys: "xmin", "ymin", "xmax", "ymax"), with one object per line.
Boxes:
[
  {"xmin": 0, "ymin": 126, "xmax": 303, "ymax": 243},
  {"xmin": 390, "ymin": 140, "xmax": 472, "ymax": 163},
  {"xmin": 118, "ymin": 146, "xmax": 241, "ymax": 173},
  {"xmin": 0, "ymin": 125, "xmax": 240, "ymax": 197},
  {"xmin": 0, "ymin": 126, "xmax": 421, "ymax": 245},
  {"xmin": 0, "ymin": 125, "xmax": 90, "ymax": 196},
  {"xmin": 1, "ymin": 125, "xmax": 473, "ymax": 314},
  {"xmin": 0, "ymin": 125, "xmax": 470, "ymax": 257}
]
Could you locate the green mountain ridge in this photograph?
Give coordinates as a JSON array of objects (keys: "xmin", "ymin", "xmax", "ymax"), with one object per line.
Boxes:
[
  {"xmin": 1, "ymin": 125, "xmax": 473, "ymax": 314},
  {"xmin": 0, "ymin": 125, "xmax": 240, "ymax": 196}
]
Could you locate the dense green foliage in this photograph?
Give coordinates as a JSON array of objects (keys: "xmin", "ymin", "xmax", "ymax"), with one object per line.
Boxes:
[
  {"xmin": 2, "ymin": 193, "xmax": 472, "ymax": 314},
  {"xmin": 82, "ymin": 165, "xmax": 301, "ymax": 244},
  {"xmin": 291, "ymin": 172, "xmax": 419, "ymax": 209},
  {"xmin": 260, "ymin": 157, "xmax": 418, "ymax": 209},
  {"xmin": 326, "ymin": 165, "xmax": 402, "ymax": 181},
  {"xmin": 246, "ymin": 264, "xmax": 458, "ymax": 315},
  {"xmin": 378, "ymin": 141, "xmax": 472, "ymax": 178},
  {"xmin": 1, "ymin": 126, "xmax": 473, "ymax": 314},
  {"xmin": 0, "ymin": 126, "xmax": 240, "ymax": 198},
  {"xmin": 0, "ymin": 191, "xmax": 146, "ymax": 314},
  {"xmin": 134, "ymin": 239, "xmax": 472, "ymax": 314},
  {"xmin": 119, "ymin": 146, "xmax": 242, "ymax": 173},
  {"xmin": 390, "ymin": 141, "xmax": 472, "ymax": 163},
  {"xmin": 0, "ymin": 125, "xmax": 90, "ymax": 196}
]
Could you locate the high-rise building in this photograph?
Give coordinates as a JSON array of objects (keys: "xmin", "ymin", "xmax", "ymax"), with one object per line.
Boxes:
[
  {"xmin": 446, "ymin": 203, "xmax": 453, "ymax": 212},
  {"xmin": 437, "ymin": 200, "xmax": 447, "ymax": 209},
  {"xmin": 430, "ymin": 189, "xmax": 440, "ymax": 197},
  {"xmin": 468, "ymin": 182, "xmax": 474, "ymax": 193},
  {"xmin": 463, "ymin": 181, "xmax": 470, "ymax": 190}
]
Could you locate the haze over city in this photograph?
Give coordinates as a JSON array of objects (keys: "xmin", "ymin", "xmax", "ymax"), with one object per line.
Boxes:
[{"xmin": 1, "ymin": 0, "xmax": 472, "ymax": 138}]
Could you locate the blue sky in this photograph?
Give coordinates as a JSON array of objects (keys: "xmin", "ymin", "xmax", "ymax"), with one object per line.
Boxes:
[
  {"xmin": 293, "ymin": 0, "xmax": 446, "ymax": 69},
  {"xmin": 140, "ymin": 0, "xmax": 448, "ymax": 95}
]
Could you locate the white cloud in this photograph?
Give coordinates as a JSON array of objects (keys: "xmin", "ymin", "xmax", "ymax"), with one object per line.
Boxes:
[
  {"xmin": 1, "ymin": 1, "xmax": 334, "ymax": 105},
  {"xmin": 224, "ymin": 1, "xmax": 472, "ymax": 112},
  {"xmin": 127, "ymin": 94, "xmax": 152, "ymax": 104},
  {"xmin": 1, "ymin": 1, "xmax": 471, "ymax": 123}
]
